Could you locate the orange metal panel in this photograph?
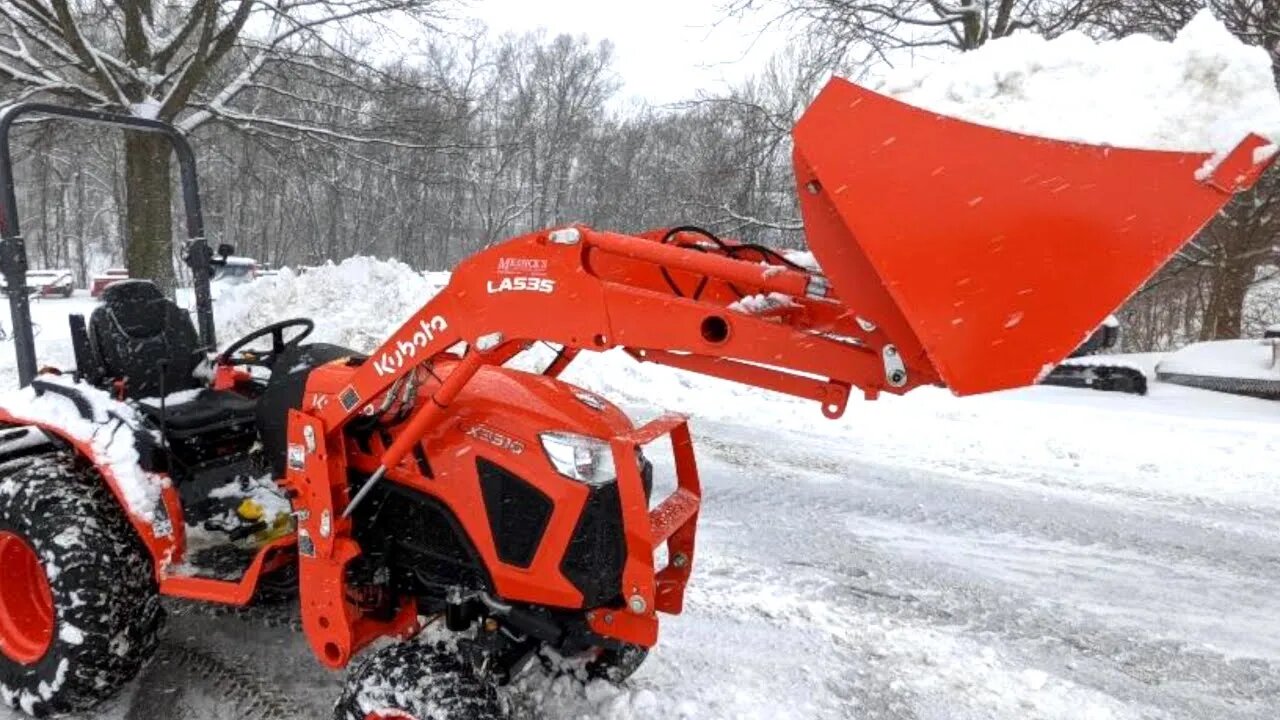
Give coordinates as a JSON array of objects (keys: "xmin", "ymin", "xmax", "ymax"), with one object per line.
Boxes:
[{"xmin": 793, "ymin": 78, "xmax": 1277, "ymax": 395}]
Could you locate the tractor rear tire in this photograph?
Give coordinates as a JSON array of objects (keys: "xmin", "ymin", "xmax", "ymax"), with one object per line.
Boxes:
[
  {"xmin": 334, "ymin": 641, "xmax": 505, "ymax": 720},
  {"xmin": 0, "ymin": 453, "xmax": 163, "ymax": 717}
]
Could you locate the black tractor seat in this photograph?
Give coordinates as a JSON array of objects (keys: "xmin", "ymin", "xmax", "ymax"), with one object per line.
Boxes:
[
  {"xmin": 75, "ymin": 279, "xmax": 206, "ymax": 399},
  {"xmin": 136, "ymin": 389, "xmax": 258, "ymax": 435},
  {"xmin": 67, "ymin": 279, "xmax": 261, "ymax": 440}
]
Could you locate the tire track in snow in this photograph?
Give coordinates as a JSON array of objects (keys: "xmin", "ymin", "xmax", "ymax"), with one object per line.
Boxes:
[{"xmin": 690, "ymin": 420, "xmax": 1280, "ymax": 719}]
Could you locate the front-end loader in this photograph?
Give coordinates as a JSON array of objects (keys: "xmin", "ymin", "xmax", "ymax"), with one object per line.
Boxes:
[{"xmin": 0, "ymin": 79, "xmax": 1272, "ymax": 719}]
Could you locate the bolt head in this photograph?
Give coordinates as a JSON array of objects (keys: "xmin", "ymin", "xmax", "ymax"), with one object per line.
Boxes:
[
  {"xmin": 548, "ymin": 227, "xmax": 581, "ymax": 245},
  {"xmin": 628, "ymin": 595, "xmax": 647, "ymax": 614},
  {"xmin": 672, "ymin": 552, "xmax": 689, "ymax": 568}
]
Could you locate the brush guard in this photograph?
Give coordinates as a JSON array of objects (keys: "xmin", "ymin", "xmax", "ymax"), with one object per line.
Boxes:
[{"xmin": 587, "ymin": 413, "xmax": 701, "ymax": 648}]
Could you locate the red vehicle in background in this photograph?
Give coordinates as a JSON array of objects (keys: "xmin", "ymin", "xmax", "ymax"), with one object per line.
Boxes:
[{"xmin": 90, "ymin": 268, "xmax": 129, "ymax": 297}]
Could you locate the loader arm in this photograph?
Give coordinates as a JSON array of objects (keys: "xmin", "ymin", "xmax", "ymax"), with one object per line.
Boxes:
[
  {"xmin": 304, "ymin": 78, "xmax": 1276, "ymax": 503},
  {"xmin": 284, "ymin": 78, "xmax": 1275, "ymax": 666},
  {"xmin": 314, "ymin": 226, "xmax": 907, "ymax": 433},
  {"xmin": 314, "ymin": 86, "xmax": 1275, "ymax": 444}
]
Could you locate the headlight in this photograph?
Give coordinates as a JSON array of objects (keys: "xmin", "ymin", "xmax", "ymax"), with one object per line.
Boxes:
[{"xmin": 539, "ymin": 432, "xmax": 617, "ymax": 486}]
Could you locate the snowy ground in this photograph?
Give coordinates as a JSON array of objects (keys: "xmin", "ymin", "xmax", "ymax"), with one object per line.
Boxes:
[{"xmin": 0, "ymin": 270, "xmax": 1277, "ymax": 720}]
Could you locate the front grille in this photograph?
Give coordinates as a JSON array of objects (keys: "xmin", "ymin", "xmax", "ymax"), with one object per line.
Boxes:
[
  {"xmin": 561, "ymin": 483, "xmax": 625, "ymax": 607},
  {"xmin": 560, "ymin": 461, "xmax": 652, "ymax": 607},
  {"xmin": 350, "ymin": 478, "xmax": 491, "ymax": 594},
  {"xmin": 478, "ymin": 458, "xmax": 553, "ymax": 568}
]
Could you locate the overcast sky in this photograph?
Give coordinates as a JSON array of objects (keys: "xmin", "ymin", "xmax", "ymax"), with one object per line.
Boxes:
[{"xmin": 453, "ymin": 0, "xmax": 791, "ymax": 105}]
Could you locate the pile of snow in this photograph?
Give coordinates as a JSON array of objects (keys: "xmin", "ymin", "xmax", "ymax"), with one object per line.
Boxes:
[
  {"xmin": 727, "ymin": 292, "xmax": 797, "ymax": 315},
  {"xmin": 876, "ymin": 10, "xmax": 1280, "ymax": 157},
  {"xmin": 213, "ymin": 257, "xmax": 450, "ymax": 354},
  {"xmin": 1156, "ymin": 338, "xmax": 1279, "ymax": 381}
]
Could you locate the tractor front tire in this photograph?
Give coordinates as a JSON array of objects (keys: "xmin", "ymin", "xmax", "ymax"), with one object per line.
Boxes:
[
  {"xmin": 0, "ymin": 453, "xmax": 163, "ymax": 717},
  {"xmin": 335, "ymin": 641, "xmax": 505, "ymax": 720},
  {"xmin": 538, "ymin": 642, "xmax": 649, "ymax": 685},
  {"xmin": 583, "ymin": 644, "xmax": 649, "ymax": 683}
]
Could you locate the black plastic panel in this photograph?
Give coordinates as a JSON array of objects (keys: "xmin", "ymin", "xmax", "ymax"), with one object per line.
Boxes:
[
  {"xmin": 477, "ymin": 458, "xmax": 554, "ymax": 568},
  {"xmin": 560, "ymin": 482, "xmax": 626, "ymax": 608}
]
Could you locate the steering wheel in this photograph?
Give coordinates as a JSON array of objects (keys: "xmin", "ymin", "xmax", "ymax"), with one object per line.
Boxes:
[{"xmin": 215, "ymin": 318, "xmax": 315, "ymax": 369}]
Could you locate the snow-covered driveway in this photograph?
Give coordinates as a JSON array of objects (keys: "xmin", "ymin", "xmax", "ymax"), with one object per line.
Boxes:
[{"xmin": 502, "ymin": 379, "xmax": 1280, "ymax": 720}]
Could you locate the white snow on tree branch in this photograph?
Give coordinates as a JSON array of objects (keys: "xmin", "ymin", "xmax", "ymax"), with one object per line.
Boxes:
[
  {"xmin": 131, "ymin": 97, "xmax": 161, "ymax": 120},
  {"xmin": 876, "ymin": 9, "xmax": 1280, "ymax": 157}
]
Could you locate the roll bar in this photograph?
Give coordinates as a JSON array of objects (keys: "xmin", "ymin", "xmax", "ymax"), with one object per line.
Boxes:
[{"xmin": 0, "ymin": 103, "xmax": 216, "ymax": 387}]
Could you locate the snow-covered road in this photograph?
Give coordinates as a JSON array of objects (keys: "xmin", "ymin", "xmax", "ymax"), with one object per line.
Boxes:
[
  {"xmin": 498, "ymin": 384, "xmax": 1280, "ymax": 720},
  {"xmin": 1, "ymin": 273, "xmax": 1277, "ymax": 720}
]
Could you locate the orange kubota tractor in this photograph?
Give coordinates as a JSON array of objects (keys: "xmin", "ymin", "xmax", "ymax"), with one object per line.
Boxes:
[{"xmin": 0, "ymin": 81, "xmax": 1273, "ymax": 719}]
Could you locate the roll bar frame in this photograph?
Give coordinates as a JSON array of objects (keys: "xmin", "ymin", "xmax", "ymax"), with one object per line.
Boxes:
[{"xmin": 0, "ymin": 103, "xmax": 216, "ymax": 387}]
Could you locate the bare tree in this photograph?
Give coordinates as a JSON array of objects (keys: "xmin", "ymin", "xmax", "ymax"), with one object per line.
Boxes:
[
  {"xmin": 1105, "ymin": 0, "xmax": 1279, "ymax": 341},
  {"xmin": 0, "ymin": 0, "xmax": 443, "ymax": 289},
  {"xmin": 726, "ymin": 0, "xmax": 1115, "ymax": 61}
]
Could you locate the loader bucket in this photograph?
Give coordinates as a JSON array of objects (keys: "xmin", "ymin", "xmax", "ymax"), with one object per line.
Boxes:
[{"xmin": 792, "ymin": 77, "xmax": 1277, "ymax": 396}]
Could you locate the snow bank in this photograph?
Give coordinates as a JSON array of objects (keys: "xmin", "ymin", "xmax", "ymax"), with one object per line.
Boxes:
[
  {"xmin": 213, "ymin": 257, "xmax": 450, "ymax": 354},
  {"xmin": 1156, "ymin": 338, "xmax": 1279, "ymax": 381},
  {"xmin": 876, "ymin": 10, "xmax": 1280, "ymax": 155}
]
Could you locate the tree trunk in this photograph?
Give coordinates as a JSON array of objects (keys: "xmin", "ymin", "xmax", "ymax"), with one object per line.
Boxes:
[
  {"xmin": 1199, "ymin": 254, "xmax": 1256, "ymax": 341},
  {"xmin": 36, "ymin": 146, "xmax": 49, "ymax": 268},
  {"xmin": 123, "ymin": 132, "xmax": 175, "ymax": 292},
  {"xmin": 74, "ymin": 169, "xmax": 86, "ymax": 286}
]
